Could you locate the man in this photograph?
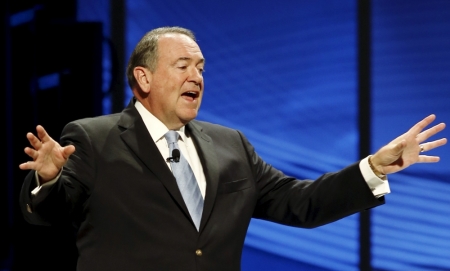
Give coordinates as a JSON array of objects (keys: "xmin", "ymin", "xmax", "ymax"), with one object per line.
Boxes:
[{"xmin": 19, "ymin": 26, "xmax": 447, "ymax": 271}]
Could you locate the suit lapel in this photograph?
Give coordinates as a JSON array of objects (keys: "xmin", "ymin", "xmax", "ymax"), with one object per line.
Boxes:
[
  {"xmin": 118, "ymin": 100, "xmax": 191, "ymax": 220},
  {"xmin": 187, "ymin": 121, "xmax": 220, "ymax": 231},
  {"xmin": 117, "ymin": 100, "xmax": 221, "ymax": 231}
]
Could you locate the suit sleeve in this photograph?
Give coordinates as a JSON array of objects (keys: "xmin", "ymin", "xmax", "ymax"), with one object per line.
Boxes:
[
  {"xmin": 238, "ymin": 131, "xmax": 385, "ymax": 228},
  {"xmin": 19, "ymin": 121, "xmax": 95, "ymax": 227}
]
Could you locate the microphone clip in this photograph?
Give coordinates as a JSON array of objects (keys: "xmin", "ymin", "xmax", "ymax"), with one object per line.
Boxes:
[{"xmin": 166, "ymin": 149, "xmax": 180, "ymax": 163}]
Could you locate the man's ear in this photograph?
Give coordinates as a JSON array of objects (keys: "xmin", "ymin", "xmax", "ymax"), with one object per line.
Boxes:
[{"xmin": 133, "ymin": 66, "xmax": 152, "ymax": 93}]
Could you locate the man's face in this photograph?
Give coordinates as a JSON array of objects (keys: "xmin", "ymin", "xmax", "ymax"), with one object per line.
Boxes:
[{"xmin": 148, "ymin": 33, "xmax": 205, "ymax": 130}]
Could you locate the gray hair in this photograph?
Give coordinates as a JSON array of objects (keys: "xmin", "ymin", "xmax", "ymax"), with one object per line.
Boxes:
[{"xmin": 126, "ymin": 26, "xmax": 196, "ymax": 89}]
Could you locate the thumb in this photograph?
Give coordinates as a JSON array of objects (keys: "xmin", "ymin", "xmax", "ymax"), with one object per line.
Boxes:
[
  {"xmin": 391, "ymin": 140, "xmax": 406, "ymax": 156},
  {"xmin": 62, "ymin": 145, "xmax": 76, "ymax": 159}
]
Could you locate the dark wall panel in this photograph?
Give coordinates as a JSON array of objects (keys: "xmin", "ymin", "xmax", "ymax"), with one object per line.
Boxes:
[{"xmin": 5, "ymin": 2, "xmax": 103, "ymax": 270}]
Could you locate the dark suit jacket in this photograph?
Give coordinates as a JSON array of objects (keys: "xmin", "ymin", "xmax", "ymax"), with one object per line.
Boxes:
[{"xmin": 20, "ymin": 98, "xmax": 384, "ymax": 271}]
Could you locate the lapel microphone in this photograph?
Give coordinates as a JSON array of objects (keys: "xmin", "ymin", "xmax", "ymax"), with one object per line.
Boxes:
[{"xmin": 166, "ymin": 149, "xmax": 180, "ymax": 163}]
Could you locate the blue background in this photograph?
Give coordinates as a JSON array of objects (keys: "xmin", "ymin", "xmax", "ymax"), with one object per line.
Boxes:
[{"xmin": 76, "ymin": 0, "xmax": 450, "ymax": 270}]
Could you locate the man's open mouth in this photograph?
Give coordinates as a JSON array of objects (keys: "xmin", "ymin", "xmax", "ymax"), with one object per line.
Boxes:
[{"xmin": 182, "ymin": 91, "xmax": 199, "ymax": 100}]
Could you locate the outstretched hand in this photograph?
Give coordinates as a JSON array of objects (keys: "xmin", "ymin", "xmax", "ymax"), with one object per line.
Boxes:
[
  {"xmin": 370, "ymin": 114, "xmax": 447, "ymax": 175},
  {"xmin": 19, "ymin": 125, "xmax": 75, "ymax": 184}
]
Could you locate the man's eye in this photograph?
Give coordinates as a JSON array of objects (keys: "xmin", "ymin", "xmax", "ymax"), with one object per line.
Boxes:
[
  {"xmin": 198, "ymin": 68, "xmax": 205, "ymax": 74},
  {"xmin": 178, "ymin": 66, "xmax": 187, "ymax": 70}
]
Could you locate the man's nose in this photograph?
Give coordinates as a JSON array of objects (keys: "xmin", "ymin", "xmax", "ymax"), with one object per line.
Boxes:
[{"xmin": 189, "ymin": 68, "xmax": 203, "ymax": 86}]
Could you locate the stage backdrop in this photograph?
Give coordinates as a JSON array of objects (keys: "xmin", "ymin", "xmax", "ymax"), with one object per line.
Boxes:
[{"xmin": 78, "ymin": 0, "xmax": 450, "ymax": 270}]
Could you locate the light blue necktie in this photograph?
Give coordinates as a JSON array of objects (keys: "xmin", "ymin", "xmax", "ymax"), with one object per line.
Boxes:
[{"xmin": 165, "ymin": 130, "xmax": 204, "ymax": 231}]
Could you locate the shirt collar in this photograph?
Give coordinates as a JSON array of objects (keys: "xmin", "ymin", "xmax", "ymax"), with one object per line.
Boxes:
[{"xmin": 134, "ymin": 100, "xmax": 188, "ymax": 143}]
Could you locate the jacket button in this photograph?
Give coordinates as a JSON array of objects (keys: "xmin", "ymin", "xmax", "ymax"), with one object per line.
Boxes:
[
  {"xmin": 195, "ymin": 249, "xmax": 202, "ymax": 256},
  {"xmin": 26, "ymin": 204, "xmax": 32, "ymax": 213}
]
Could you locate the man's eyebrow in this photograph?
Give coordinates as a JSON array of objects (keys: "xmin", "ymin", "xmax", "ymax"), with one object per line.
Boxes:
[{"xmin": 176, "ymin": 57, "xmax": 205, "ymax": 64}]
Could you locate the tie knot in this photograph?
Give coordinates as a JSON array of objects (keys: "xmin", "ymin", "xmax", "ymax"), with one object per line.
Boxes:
[{"xmin": 164, "ymin": 130, "xmax": 179, "ymax": 144}]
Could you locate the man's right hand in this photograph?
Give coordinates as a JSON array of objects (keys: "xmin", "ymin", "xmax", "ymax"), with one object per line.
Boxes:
[{"xmin": 19, "ymin": 125, "xmax": 75, "ymax": 184}]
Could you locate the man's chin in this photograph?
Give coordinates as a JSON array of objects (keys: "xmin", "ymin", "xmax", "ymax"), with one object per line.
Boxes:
[
  {"xmin": 181, "ymin": 115, "xmax": 197, "ymax": 125},
  {"xmin": 168, "ymin": 115, "xmax": 197, "ymax": 130},
  {"xmin": 179, "ymin": 109, "xmax": 198, "ymax": 122}
]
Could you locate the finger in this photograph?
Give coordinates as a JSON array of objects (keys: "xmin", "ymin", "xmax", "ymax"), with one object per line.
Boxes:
[
  {"xmin": 409, "ymin": 114, "xmax": 436, "ymax": 136},
  {"xmin": 416, "ymin": 123, "xmax": 446, "ymax": 143},
  {"xmin": 26, "ymin": 132, "xmax": 43, "ymax": 150},
  {"xmin": 19, "ymin": 159, "xmax": 39, "ymax": 170},
  {"xmin": 19, "ymin": 161, "xmax": 32, "ymax": 170},
  {"xmin": 420, "ymin": 138, "xmax": 447, "ymax": 152},
  {"xmin": 36, "ymin": 125, "xmax": 51, "ymax": 143},
  {"xmin": 23, "ymin": 147, "xmax": 38, "ymax": 160},
  {"xmin": 418, "ymin": 155, "xmax": 441, "ymax": 163}
]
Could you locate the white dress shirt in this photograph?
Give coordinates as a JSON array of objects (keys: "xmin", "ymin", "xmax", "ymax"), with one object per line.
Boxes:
[{"xmin": 135, "ymin": 101, "xmax": 206, "ymax": 199}]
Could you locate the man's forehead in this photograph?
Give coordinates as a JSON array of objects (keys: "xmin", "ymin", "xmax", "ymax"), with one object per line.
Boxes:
[
  {"xmin": 158, "ymin": 34, "xmax": 204, "ymax": 60},
  {"xmin": 158, "ymin": 33, "xmax": 196, "ymax": 47}
]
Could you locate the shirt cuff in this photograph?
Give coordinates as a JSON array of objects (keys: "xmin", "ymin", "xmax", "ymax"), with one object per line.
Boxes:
[
  {"xmin": 31, "ymin": 169, "xmax": 62, "ymax": 196},
  {"xmin": 359, "ymin": 156, "xmax": 391, "ymax": 198}
]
